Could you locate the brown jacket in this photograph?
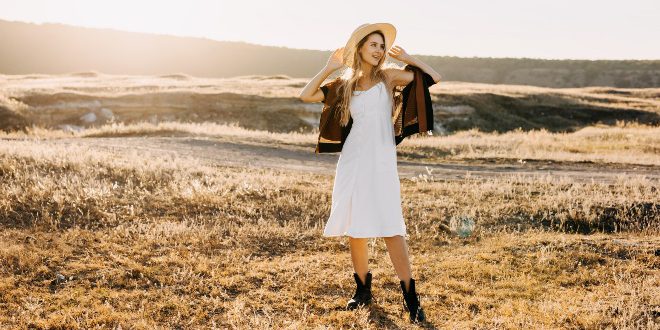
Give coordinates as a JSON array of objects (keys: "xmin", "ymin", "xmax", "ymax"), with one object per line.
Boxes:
[{"xmin": 315, "ymin": 64, "xmax": 436, "ymax": 153}]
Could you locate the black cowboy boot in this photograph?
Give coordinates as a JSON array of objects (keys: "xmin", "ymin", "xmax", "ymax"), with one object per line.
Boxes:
[
  {"xmin": 346, "ymin": 271, "xmax": 373, "ymax": 310},
  {"xmin": 400, "ymin": 278, "xmax": 426, "ymax": 323}
]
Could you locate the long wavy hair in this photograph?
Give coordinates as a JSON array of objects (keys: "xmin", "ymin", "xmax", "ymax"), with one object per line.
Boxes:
[{"xmin": 334, "ymin": 31, "xmax": 403, "ymax": 127}]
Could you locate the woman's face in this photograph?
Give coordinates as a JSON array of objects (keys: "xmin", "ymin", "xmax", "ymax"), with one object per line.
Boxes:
[{"xmin": 358, "ymin": 33, "xmax": 385, "ymax": 68}]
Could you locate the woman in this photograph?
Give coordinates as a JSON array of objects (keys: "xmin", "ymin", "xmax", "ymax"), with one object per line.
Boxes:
[{"xmin": 298, "ymin": 23, "xmax": 441, "ymax": 323}]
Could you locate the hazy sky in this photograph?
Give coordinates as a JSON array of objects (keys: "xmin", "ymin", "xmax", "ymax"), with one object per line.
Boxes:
[{"xmin": 1, "ymin": 0, "xmax": 658, "ymax": 60}]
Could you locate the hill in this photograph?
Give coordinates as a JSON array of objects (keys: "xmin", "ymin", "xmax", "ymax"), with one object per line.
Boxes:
[{"xmin": 1, "ymin": 19, "xmax": 658, "ymax": 88}]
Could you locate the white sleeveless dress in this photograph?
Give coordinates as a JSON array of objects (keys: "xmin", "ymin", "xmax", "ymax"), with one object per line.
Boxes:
[{"xmin": 322, "ymin": 81, "xmax": 407, "ymax": 238}]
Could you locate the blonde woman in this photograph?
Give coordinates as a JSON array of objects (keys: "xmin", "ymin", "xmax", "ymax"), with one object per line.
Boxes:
[{"xmin": 299, "ymin": 22, "xmax": 441, "ymax": 323}]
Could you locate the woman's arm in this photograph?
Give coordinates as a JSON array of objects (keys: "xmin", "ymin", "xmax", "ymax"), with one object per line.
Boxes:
[
  {"xmin": 298, "ymin": 47, "xmax": 345, "ymax": 103},
  {"xmin": 384, "ymin": 46, "xmax": 443, "ymax": 87}
]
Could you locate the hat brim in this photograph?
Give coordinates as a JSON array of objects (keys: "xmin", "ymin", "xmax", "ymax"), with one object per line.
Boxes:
[{"xmin": 342, "ymin": 23, "xmax": 397, "ymax": 66}]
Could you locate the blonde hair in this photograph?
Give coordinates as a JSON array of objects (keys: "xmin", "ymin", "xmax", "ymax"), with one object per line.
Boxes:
[{"xmin": 334, "ymin": 31, "xmax": 403, "ymax": 127}]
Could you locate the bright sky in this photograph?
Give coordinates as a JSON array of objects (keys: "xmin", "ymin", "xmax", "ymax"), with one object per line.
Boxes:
[{"xmin": 1, "ymin": 0, "xmax": 658, "ymax": 60}]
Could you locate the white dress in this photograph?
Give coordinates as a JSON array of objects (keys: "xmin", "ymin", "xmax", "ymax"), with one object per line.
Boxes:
[{"xmin": 322, "ymin": 81, "xmax": 407, "ymax": 238}]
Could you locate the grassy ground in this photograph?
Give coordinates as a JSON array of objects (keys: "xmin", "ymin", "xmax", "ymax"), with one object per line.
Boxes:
[
  {"xmin": 0, "ymin": 124, "xmax": 658, "ymax": 328},
  {"xmin": 4, "ymin": 120, "xmax": 659, "ymax": 166}
]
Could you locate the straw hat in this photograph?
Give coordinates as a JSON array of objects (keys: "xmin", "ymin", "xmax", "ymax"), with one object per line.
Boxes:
[{"xmin": 342, "ymin": 23, "xmax": 397, "ymax": 67}]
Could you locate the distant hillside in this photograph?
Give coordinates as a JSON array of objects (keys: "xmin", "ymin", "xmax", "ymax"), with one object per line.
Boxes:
[{"xmin": 1, "ymin": 19, "xmax": 659, "ymax": 88}]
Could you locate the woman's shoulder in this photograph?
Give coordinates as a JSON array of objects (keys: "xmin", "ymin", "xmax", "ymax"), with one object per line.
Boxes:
[
  {"xmin": 323, "ymin": 76, "xmax": 343, "ymax": 86},
  {"xmin": 381, "ymin": 62, "xmax": 406, "ymax": 75},
  {"xmin": 382, "ymin": 65, "xmax": 414, "ymax": 88}
]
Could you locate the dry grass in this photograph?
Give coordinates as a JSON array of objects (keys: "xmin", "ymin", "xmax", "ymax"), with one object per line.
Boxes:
[
  {"xmin": 1, "ymin": 121, "xmax": 315, "ymax": 147},
  {"xmin": 401, "ymin": 122, "xmax": 660, "ymax": 166},
  {"xmin": 0, "ymin": 129, "xmax": 658, "ymax": 328},
  {"xmin": 3, "ymin": 121, "xmax": 658, "ymax": 166}
]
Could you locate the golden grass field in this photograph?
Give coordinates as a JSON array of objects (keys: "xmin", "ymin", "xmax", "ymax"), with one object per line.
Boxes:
[{"xmin": 0, "ymin": 119, "xmax": 659, "ymax": 329}]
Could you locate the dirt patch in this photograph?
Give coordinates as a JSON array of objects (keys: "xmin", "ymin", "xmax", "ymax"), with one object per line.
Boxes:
[{"xmin": 39, "ymin": 136, "xmax": 660, "ymax": 184}]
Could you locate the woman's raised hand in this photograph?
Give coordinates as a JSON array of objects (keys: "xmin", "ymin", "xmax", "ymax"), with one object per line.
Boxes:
[
  {"xmin": 388, "ymin": 45, "xmax": 413, "ymax": 64},
  {"xmin": 325, "ymin": 47, "xmax": 345, "ymax": 72}
]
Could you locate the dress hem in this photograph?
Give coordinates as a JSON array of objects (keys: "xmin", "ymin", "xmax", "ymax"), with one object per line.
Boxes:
[{"xmin": 322, "ymin": 231, "xmax": 407, "ymax": 238}]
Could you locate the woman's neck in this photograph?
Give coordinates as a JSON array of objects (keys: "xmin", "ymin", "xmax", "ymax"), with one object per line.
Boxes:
[
  {"xmin": 359, "ymin": 60, "xmax": 375, "ymax": 77},
  {"xmin": 358, "ymin": 69, "xmax": 376, "ymax": 82},
  {"xmin": 360, "ymin": 65, "xmax": 373, "ymax": 77}
]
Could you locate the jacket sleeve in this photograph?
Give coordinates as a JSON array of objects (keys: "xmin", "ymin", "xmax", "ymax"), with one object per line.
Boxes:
[
  {"xmin": 394, "ymin": 65, "xmax": 435, "ymax": 146},
  {"xmin": 320, "ymin": 85, "xmax": 329, "ymax": 104},
  {"xmin": 319, "ymin": 77, "xmax": 340, "ymax": 105},
  {"xmin": 422, "ymin": 70, "xmax": 436, "ymax": 86},
  {"xmin": 404, "ymin": 64, "xmax": 436, "ymax": 86}
]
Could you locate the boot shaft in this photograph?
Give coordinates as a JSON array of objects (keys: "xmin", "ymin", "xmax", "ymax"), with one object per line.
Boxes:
[
  {"xmin": 400, "ymin": 278, "xmax": 426, "ymax": 323},
  {"xmin": 354, "ymin": 271, "xmax": 372, "ymax": 289},
  {"xmin": 346, "ymin": 271, "xmax": 373, "ymax": 310}
]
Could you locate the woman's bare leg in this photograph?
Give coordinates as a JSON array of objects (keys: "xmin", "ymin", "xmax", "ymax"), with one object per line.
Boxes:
[
  {"xmin": 383, "ymin": 235, "xmax": 412, "ymax": 291},
  {"xmin": 348, "ymin": 237, "xmax": 370, "ymax": 284}
]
